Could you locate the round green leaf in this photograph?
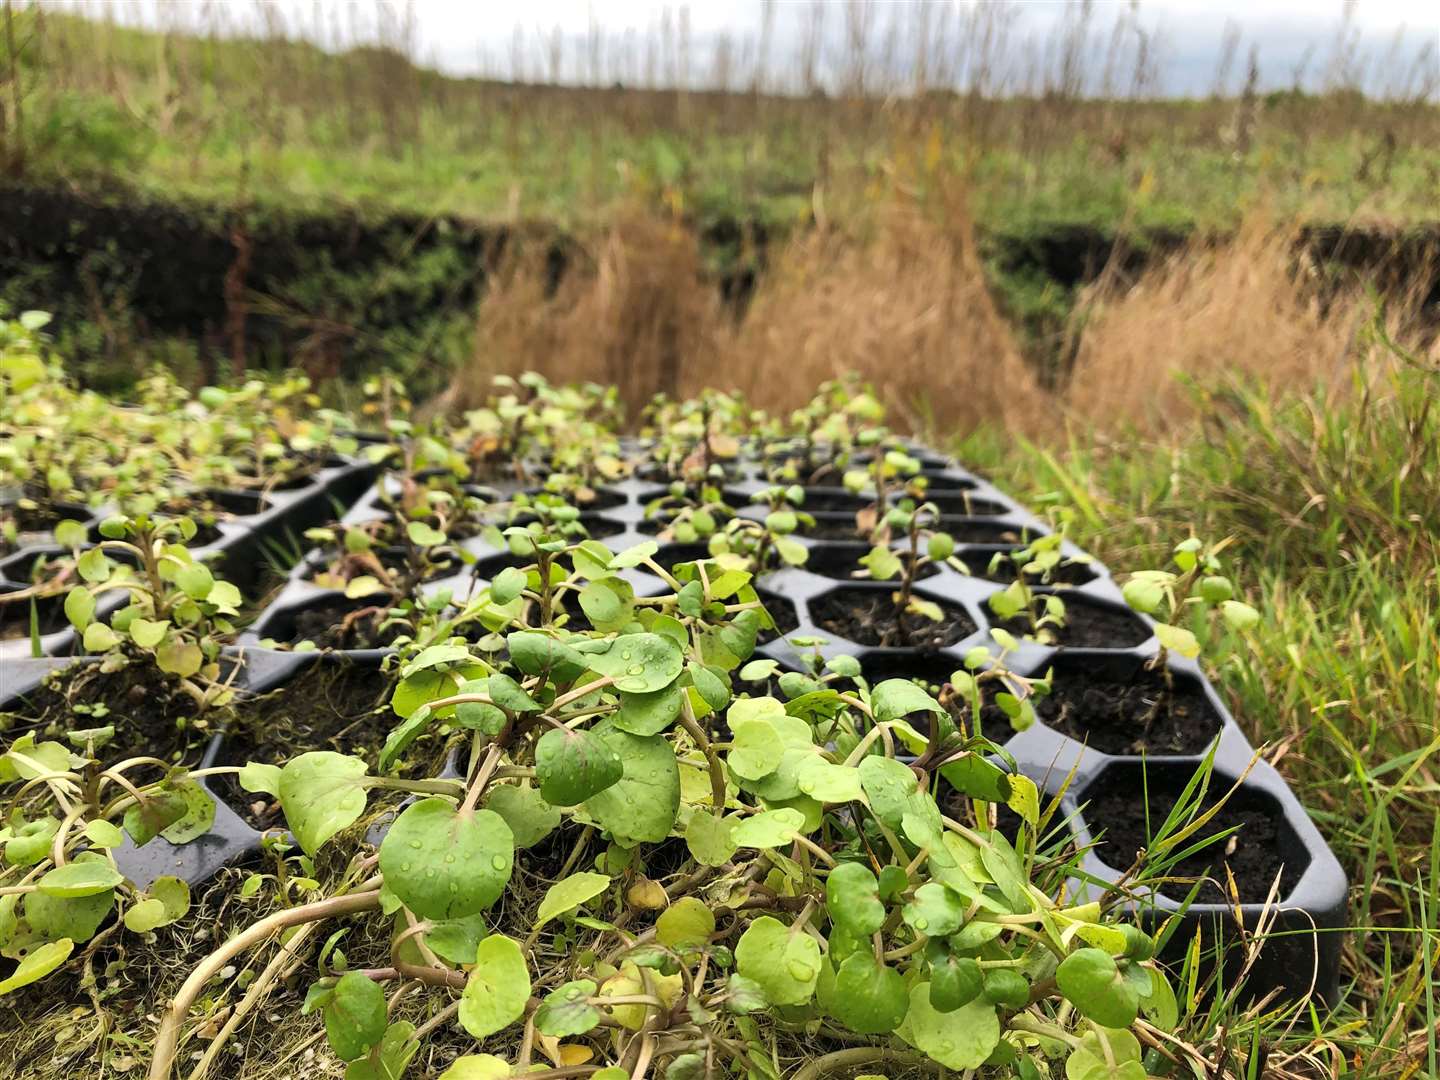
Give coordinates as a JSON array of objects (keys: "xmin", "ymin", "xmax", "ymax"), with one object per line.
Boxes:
[
  {"xmin": 426, "ymin": 911, "xmax": 490, "ymax": 966},
  {"xmin": 325, "ymin": 971, "xmax": 388, "ymax": 1062},
  {"xmin": 574, "ymin": 633, "xmax": 683, "ymax": 693},
  {"xmin": 902, "ymin": 882, "xmax": 965, "ymax": 937},
  {"xmin": 53, "ymin": 520, "xmax": 88, "ymax": 549},
  {"xmin": 656, "ymin": 897, "xmax": 716, "ymax": 950},
  {"xmin": 38, "ymin": 860, "xmax": 123, "ymax": 898},
  {"xmin": 129, "ymin": 617, "xmax": 169, "ymax": 649},
  {"xmin": 580, "ymin": 721, "xmax": 678, "ymax": 845},
  {"xmin": 684, "ymin": 811, "xmax": 736, "ymax": 867},
  {"xmin": 535, "ymin": 728, "xmax": 623, "ymax": 807},
  {"xmin": 26, "ymin": 887, "xmax": 113, "ymax": 943},
  {"xmin": 906, "ymin": 983, "xmax": 1000, "ymax": 1069},
  {"xmin": 826, "ymin": 862, "xmax": 886, "ymax": 936},
  {"xmin": 458, "ymin": 935, "xmax": 530, "ymax": 1038},
  {"xmin": 490, "ymin": 566, "xmax": 527, "ymax": 604},
  {"xmin": 0, "ymin": 938, "xmax": 72, "ymax": 995},
  {"xmin": 82, "ymin": 820, "xmax": 125, "ymax": 849},
  {"xmin": 613, "ymin": 683, "xmax": 683, "ymax": 736},
  {"xmin": 535, "ymin": 872, "xmax": 610, "ymax": 929},
  {"xmin": 379, "ymin": 799, "xmax": 513, "ymax": 921},
  {"xmin": 278, "ymin": 752, "xmax": 369, "ymax": 856},
  {"xmin": 534, "ymin": 979, "xmax": 600, "ymax": 1037},
  {"xmin": 1055, "ymin": 947, "xmax": 1140, "ymax": 1029},
  {"xmin": 730, "ymin": 808, "xmax": 805, "ymax": 850},
  {"xmin": 438, "ymin": 1055, "xmax": 512, "ymax": 1080},
  {"xmin": 123, "ymin": 898, "xmax": 169, "ymax": 934},
  {"xmin": 982, "ymin": 968, "xmax": 1029, "ymax": 1008},
  {"xmin": 735, "ymin": 916, "xmax": 821, "ymax": 1006},
  {"xmin": 831, "ymin": 954, "xmax": 908, "ymax": 1034},
  {"xmin": 63, "ymin": 587, "xmax": 95, "ymax": 631},
  {"xmin": 929, "ymin": 954, "xmax": 983, "ymax": 1012},
  {"xmin": 174, "ymin": 562, "xmax": 214, "ymax": 600},
  {"xmin": 871, "ymin": 679, "xmax": 946, "ymax": 724},
  {"xmin": 484, "ymin": 784, "xmax": 560, "ymax": 848}
]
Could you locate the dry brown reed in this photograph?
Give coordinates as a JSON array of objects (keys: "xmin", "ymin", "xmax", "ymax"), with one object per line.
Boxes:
[
  {"xmin": 1064, "ymin": 218, "xmax": 1436, "ymax": 433},
  {"xmin": 448, "ymin": 202, "xmax": 1434, "ymax": 442}
]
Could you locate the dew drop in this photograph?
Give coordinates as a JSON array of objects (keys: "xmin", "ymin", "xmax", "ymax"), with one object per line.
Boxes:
[
  {"xmin": 627, "ymin": 664, "xmax": 645, "ymax": 676},
  {"xmin": 400, "ymin": 863, "xmax": 412, "ymax": 873},
  {"xmin": 491, "ymin": 855, "xmax": 508, "ymax": 870},
  {"xmin": 621, "ymin": 651, "xmax": 632, "ymax": 661},
  {"xmin": 445, "ymin": 854, "xmax": 456, "ymax": 864},
  {"xmin": 410, "ymin": 840, "xmax": 423, "ymax": 849},
  {"xmin": 786, "ymin": 960, "xmax": 815, "ymax": 981},
  {"xmin": 913, "ymin": 917, "xmax": 929, "ymax": 931},
  {"xmin": 449, "ymin": 883, "xmax": 459, "ymax": 893}
]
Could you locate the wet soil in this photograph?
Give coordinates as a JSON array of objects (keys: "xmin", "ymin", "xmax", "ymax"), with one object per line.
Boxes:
[
  {"xmin": 1035, "ymin": 665, "xmax": 1223, "ymax": 755},
  {"xmin": 810, "ymin": 587, "xmax": 977, "ymax": 650}
]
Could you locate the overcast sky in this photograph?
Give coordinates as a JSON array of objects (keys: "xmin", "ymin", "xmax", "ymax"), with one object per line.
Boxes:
[{"xmin": 52, "ymin": 1, "xmax": 1440, "ymax": 96}]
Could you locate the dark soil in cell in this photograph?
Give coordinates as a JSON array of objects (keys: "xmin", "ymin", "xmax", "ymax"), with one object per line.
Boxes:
[
  {"xmin": 796, "ymin": 513, "xmax": 867, "ymax": 542},
  {"xmin": 579, "ymin": 516, "xmax": 628, "ymax": 541},
  {"xmin": 1035, "ymin": 664, "xmax": 1223, "ymax": 755},
  {"xmin": 0, "ymin": 591, "xmax": 69, "ymax": 641},
  {"xmin": 651, "ymin": 542, "xmax": 712, "ymax": 573},
  {"xmin": 280, "ymin": 599, "xmax": 407, "ymax": 650},
  {"xmin": 0, "ymin": 502, "xmax": 91, "ymax": 554},
  {"xmin": 378, "ymin": 508, "xmax": 485, "ymax": 542},
  {"xmin": 917, "ymin": 471, "xmax": 977, "ymax": 492},
  {"xmin": 504, "ymin": 513, "xmax": 627, "ymax": 542},
  {"xmin": 941, "ymin": 518, "xmax": 1046, "ymax": 545},
  {"xmin": 924, "ymin": 494, "xmax": 1009, "ymax": 517},
  {"xmin": 214, "ymin": 661, "xmax": 405, "ymax": 829},
  {"xmin": 810, "ymin": 586, "xmax": 977, "ymax": 650},
  {"xmin": 527, "ymin": 486, "xmax": 629, "ymax": 511},
  {"xmin": 635, "ymin": 462, "xmax": 745, "ymax": 485},
  {"xmin": 756, "ymin": 591, "xmax": 800, "ymax": 644},
  {"xmin": 1086, "ymin": 772, "xmax": 1303, "ymax": 903},
  {"xmin": 305, "ymin": 547, "xmax": 461, "ymax": 588},
  {"xmin": 954, "ymin": 548, "xmax": 1098, "ymax": 586},
  {"xmin": 802, "ymin": 542, "xmax": 939, "ymax": 582},
  {"xmin": 856, "ymin": 651, "xmax": 1016, "ymax": 745},
  {"xmin": 989, "ymin": 593, "xmax": 1151, "ymax": 649},
  {"xmin": 0, "ymin": 661, "xmax": 227, "ymax": 768},
  {"xmin": 796, "ymin": 489, "xmax": 870, "ymax": 514}
]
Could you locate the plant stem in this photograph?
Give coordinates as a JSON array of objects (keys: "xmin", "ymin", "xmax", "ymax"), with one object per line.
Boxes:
[
  {"xmin": 791, "ymin": 1048, "xmax": 941, "ymax": 1080},
  {"xmin": 147, "ymin": 886, "xmax": 383, "ymax": 1080}
]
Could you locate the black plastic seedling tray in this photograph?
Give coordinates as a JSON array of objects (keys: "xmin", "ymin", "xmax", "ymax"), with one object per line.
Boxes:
[
  {"xmin": 0, "ymin": 457, "xmax": 377, "ymax": 659},
  {"xmin": 0, "ymin": 441, "xmax": 1346, "ymax": 1004}
]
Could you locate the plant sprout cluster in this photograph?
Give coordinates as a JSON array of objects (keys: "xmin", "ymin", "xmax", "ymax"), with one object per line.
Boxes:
[{"xmin": 0, "ymin": 328, "xmax": 1263, "ymax": 1080}]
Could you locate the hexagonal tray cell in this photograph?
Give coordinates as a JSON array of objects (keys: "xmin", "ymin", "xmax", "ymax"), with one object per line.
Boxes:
[
  {"xmin": 635, "ymin": 462, "xmax": 746, "ymax": 484},
  {"xmin": 808, "ymin": 583, "xmax": 977, "ymax": 651},
  {"xmin": 496, "ymin": 512, "xmax": 629, "ymax": 542},
  {"xmin": 943, "ymin": 518, "xmax": 1047, "ymax": 545},
  {"xmin": 0, "ymin": 653, "xmax": 240, "ymax": 770},
  {"xmin": 795, "ymin": 511, "xmax": 868, "ymax": 542},
  {"xmin": 798, "ymin": 488, "xmax": 872, "ymax": 514},
  {"xmin": 526, "ymin": 486, "xmax": 630, "ymax": 512},
  {"xmin": 1079, "ymin": 761, "xmax": 1308, "ymax": 905},
  {"xmin": 925, "ymin": 493, "xmax": 1010, "ymax": 517},
  {"xmin": 0, "ymin": 585, "xmax": 69, "ymax": 644},
  {"xmin": 952, "ymin": 546, "xmax": 1099, "ymax": 586},
  {"xmin": 1034, "ymin": 652, "xmax": 1224, "ymax": 756},
  {"xmin": 985, "ymin": 591, "xmax": 1151, "ymax": 650},
  {"xmin": 855, "ymin": 650, "xmax": 1016, "ymax": 746},
  {"xmin": 801, "ymin": 542, "xmax": 939, "ymax": 582},
  {"xmin": 304, "ymin": 546, "xmax": 463, "ymax": 588},
  {"xmin": 0, "ymin": 500, "xmax": 95, "ymax": 556},
  {"xmin": 260, "ymin": 594, "xmax": 410, "ymax": 650},
  {"xmin": 917, "ymin": 470, "xmax": 977, "ymax": 492},
  {"xmin": 651, "ymin": 541, "xmax": 714, "ymax": 574},
  {"xmin": 755, "ymin": 586, "xmax": 800, "ymax": 644}
]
